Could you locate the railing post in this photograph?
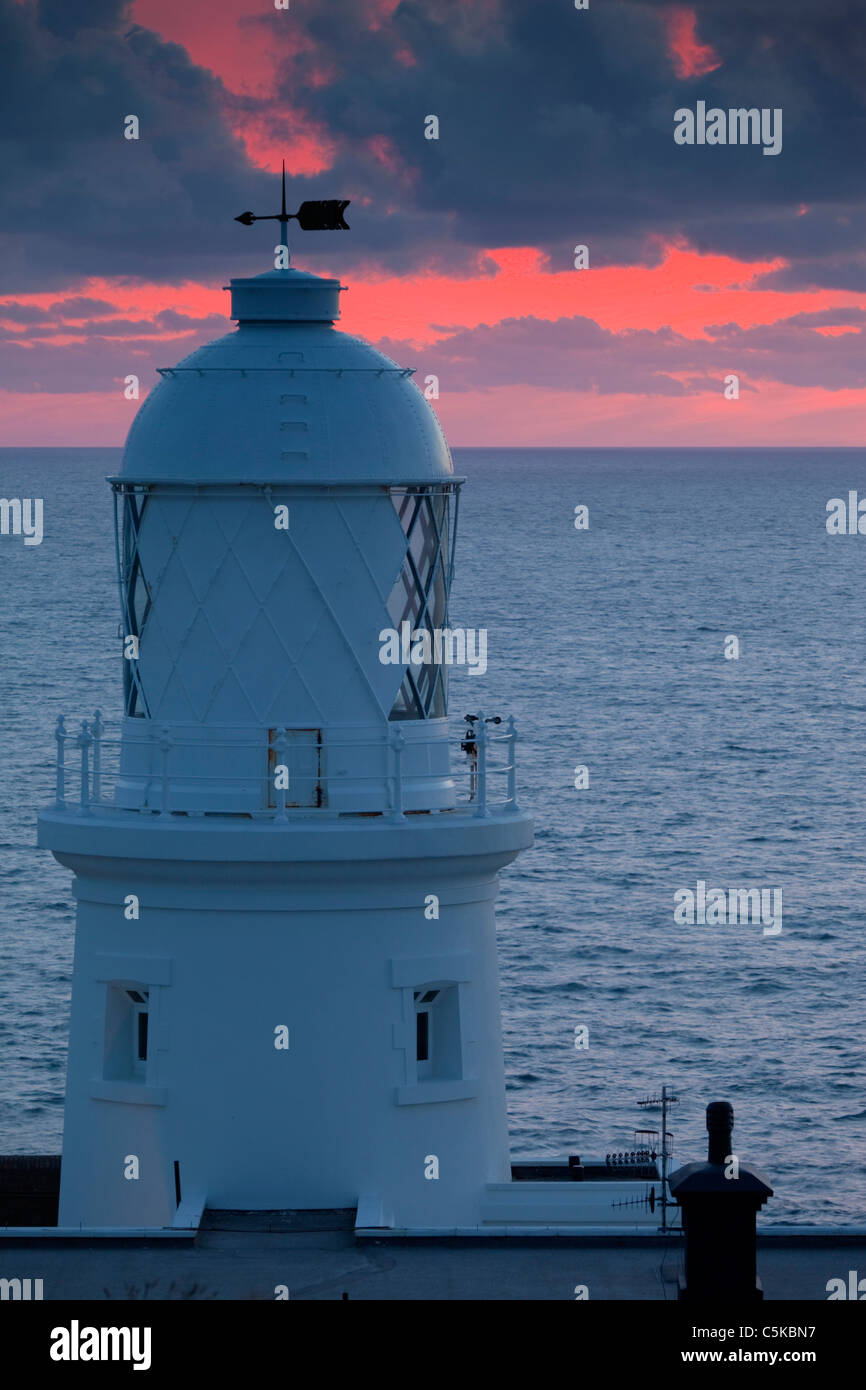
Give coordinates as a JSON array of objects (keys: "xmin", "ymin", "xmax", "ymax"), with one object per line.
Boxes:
[
  {"xmin": 274, "ymin": 728, "xmax": 289, "ymax": 823},
  {"xmin": 390, "ymin": 729, "xmax": 406, "ymax": 821},
  {"xmin": 91, "ymin": 709, "xmax": 104, "ymax": 804},
  {"xmin": 76, "ymin": 719, "xmax": 92, "ymax": 816},
  {"xmin": 475, "ymin": 711, "xmax": 489, "ymax": 817},
  {"xmin": 55, "ymin": 714, "xmax": 67, "ymax": 808},
  {"xmin": 505, "ymin": 714, "xmax": 518, "ymax": 811},
  {"xmin": 158, "ymin": 726, "xmax": 173, "ymax": 815}
]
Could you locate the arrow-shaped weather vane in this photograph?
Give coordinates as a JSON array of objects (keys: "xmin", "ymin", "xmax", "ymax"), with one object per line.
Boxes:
[{"xmin": 235, "ymin": 160, "xmax": 350, "ymax": 246}]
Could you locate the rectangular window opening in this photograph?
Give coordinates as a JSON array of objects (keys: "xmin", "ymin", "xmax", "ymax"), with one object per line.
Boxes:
[
  {"xmin": 104, "ymin": 981, "xmax": 152, "ymax": 1083},
  {"xmin": 416, "ymin": 1009, "xmax": 430, "ymax": 1063},
  {"xmin": 410, "ymin": 981, "xmax": 461, "ymax": 1085}
]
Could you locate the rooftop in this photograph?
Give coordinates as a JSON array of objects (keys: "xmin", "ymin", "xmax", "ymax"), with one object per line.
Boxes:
[{"xmin": 2, "ymin": 1221, "xmax": 862, "ymax": 1301}]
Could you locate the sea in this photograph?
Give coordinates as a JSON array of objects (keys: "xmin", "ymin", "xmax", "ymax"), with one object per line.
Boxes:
[{"xmin": 1, "ymin": 446, "xmax": 865, "ymax": 1226}]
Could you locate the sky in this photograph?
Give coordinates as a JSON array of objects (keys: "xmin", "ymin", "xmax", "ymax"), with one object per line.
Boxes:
[{"xmin": 1, "ymin": 0, "xmax": 864, "ymax": 446}]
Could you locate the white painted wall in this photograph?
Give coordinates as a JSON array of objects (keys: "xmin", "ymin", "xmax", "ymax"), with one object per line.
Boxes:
[{"xmin": 48, "ymin": 814, "xmax": 531, "ymax": 1228}]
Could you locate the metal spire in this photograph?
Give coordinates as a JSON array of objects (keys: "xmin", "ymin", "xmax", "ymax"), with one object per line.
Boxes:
[{"xmin": 235, "ymin": 162, "xmax": 350, "ymax": 261}]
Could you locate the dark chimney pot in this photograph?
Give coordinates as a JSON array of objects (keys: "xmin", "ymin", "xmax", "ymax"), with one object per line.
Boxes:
[{"xmin": 668, "ymin": 1099, "xmax": 773, "ymax": 1302}]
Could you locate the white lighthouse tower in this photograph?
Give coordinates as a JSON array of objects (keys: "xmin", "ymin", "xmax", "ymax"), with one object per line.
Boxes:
[{"xmin": 38, "ymin": 184, "xmax": 534, "ymax": 1232}]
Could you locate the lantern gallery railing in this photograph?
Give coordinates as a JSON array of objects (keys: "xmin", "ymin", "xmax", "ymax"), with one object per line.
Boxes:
[{"xmin": 51, "ymin": 713, "xmax": 520, "ymax": 821}]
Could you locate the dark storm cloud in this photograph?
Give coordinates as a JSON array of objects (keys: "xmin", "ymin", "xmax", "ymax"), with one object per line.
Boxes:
[
  {"xmin": 0, "ymin": 0, "xmax": 286, "ymax": 291},
  {"xmin": 0, "ymin": 306, "xmax": 225, "ymax": 339},
  {"xmin": 774, "ymin": 307, "xmax": 866, "ymax": 328},
  {"xmin": 3, "ymin": 301, "xmax": 861, "ymax": 397},
  {"xmin": 50, "ymin": 297, "xmax": 120, "ymax": 318},
  {"xmin": 0, "ymin": 297, "xmax": 120, "ymax": 323},
  {"xmin": 0, "ymin": 303, "xmax": 53, "ymax": 323},
  {"xmin": 754, "ymin": 257, "xmax": 866, "ymax": 293},
  {"xmin": 372, "ymin": 306, "xmax": 866, "ymax": 395},
  {"xmin": 1, "ymin": 0, "xmax": 863, "ymax": 292},
  {"xmin": 278, "ymin": 0, "xmax": 866, "ymax": 286},
  {"xmin": 36, "ymin": 0, "xmax": 129, "ymax": 39},
  {"xmin": 0, "ymin": 325, "xmax": 222, "ymax": 391}
]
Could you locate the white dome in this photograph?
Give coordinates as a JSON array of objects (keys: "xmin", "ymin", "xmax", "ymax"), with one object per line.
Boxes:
[{"xmin": 121, "ymin": 266, "xmax": 454, "ymax": 485}]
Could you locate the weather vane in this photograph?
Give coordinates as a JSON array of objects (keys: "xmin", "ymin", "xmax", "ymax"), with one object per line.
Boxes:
[{"xmin": 234, "ymin": 160, "xmax": 350, "ymax": 251}]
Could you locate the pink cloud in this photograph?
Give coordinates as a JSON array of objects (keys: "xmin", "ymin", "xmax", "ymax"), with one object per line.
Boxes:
[{"xmin": 664, "ymin": 6, "xmax": 722, "ymax": 79}]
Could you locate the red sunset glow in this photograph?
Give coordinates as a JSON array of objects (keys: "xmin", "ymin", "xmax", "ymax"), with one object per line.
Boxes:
[{"xmin": 1, "ymin": 1, "xmax": 861, "ymax": 446}]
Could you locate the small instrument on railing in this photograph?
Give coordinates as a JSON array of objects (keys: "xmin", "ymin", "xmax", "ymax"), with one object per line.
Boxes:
[
  {"xmin": 461, "ymin": 714, "xmax": 503, "ymax": 812},
  {"xmin": 461, "ymin": 713, "xmax": 501, "ymax": 755}
]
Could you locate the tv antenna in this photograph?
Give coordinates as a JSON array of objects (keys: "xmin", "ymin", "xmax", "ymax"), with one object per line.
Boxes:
[
  {"xmin": 610, "ymin": 1184, "xmax": 659, "ymax": 1216},
  {"xmin": 234, "ymin": 160, "xmax": 350, "ymax": 254},
  {"xmin": 603, "ymin": 1085, "xmax": 681, "ymax": 1230},
  {"xmin": 636, "ymin": 1083, "xmax": 679, "ymax": 1231}
]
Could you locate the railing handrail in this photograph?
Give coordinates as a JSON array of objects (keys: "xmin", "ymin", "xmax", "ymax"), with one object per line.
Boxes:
[
  {"xmin": 51, "ymin": 712, "xmax": 521, "ymax": 820},
  {"xmin": 52, "ymin": 729, "xmax": 516, "ymax": 752}
]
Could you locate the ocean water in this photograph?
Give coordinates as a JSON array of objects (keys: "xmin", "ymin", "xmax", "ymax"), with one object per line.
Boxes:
[{"xmin": 1, "ymin": 446, "xmax": 865, "ymax": 1226}]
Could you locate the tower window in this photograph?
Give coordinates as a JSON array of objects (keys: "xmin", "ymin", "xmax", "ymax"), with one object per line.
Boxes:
[
  {"xmin": 104, "ymin": 984, "xmax": 150, "ymax": 1082},
  {"xmin": 136, "ymin": 1008, "xmax": 149, "ymax": 1064},
  {"xmin": 393, "ymin": 961, "xmax": 478, "ymax": 1106},
  {"xmin": 414, "ymin": 989, "xmax": 440, "ymax": 1073},
  {"xmin": 412, "ymin": 984, "xmax": 459, "ymax": 1082},
  {"xmin": 130, "ymin": 991, "xmax": 149, "ymax": 1075},
  {"xmin": 416, "ymin": 1009, "xmax": 429, "ymax": 1063}
]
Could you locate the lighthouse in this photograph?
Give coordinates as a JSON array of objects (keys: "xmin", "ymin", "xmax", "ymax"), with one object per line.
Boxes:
[{"xmin": 37, "ymin": 178, "xmax": 534, "ymax": 1232}]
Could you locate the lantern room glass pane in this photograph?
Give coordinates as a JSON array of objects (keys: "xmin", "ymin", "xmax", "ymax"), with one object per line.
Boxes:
[
  {"xmin": 387, "ymin": 487, "xmax": 455, "ymax": 721},
  {"xmin": 386, "ymin": 562, "xmax": 422, "ymax": 629},
  {"xmin": 409, "ymin": 500, "xmax": 438, "ymax": 577},
  {"xmin": 115, "ymin": 488, "xmax": 153, "ymax": 717},
  {"xmin": 391, "ymin": 671, "xmax": 424, "ymax": 720}
]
